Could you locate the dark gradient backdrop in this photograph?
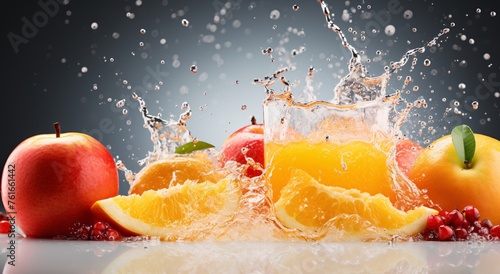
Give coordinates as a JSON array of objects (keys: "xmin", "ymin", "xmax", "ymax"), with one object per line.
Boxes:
[{"xmin": 2, "ymin": 0, "xmax": 500, "ymax": 195}]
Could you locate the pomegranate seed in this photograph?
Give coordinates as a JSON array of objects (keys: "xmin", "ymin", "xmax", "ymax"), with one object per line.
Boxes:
[
  {"xmin": 0, "ymin": 220, "xmax": 11, "ymax": 234},
  {"xmin": 90, "ymin": 228, "xmax": 104, "ymax": 241},
  {"xmin": 437, "ymin": 225, "xmax": 454, "ymax": 241},
  {"xmin": 93, "ymin": 221, "xmax": 107, "ymax": 231},
  {"xmin": 490, "ymin": 225, "xmax": 500, "ymax": 238},
  {"xmin": 478, "ymin": 226, "xmax": 490, "ymax": 237},
  {"xmin": 463, "ymin": 206, "xmax": 480, "ymax": 223},
  {"xmin": 446, "ymin": 209, "xmax": 464, "ymax": 227},
  {"xmin": 426, "ymin": 214, "xmax": 444, "ymax": 230},
  {"xmin": 105, "ymin": 228, "xmax": 121, "ymax": 241},
  {"xmin": 454, "ymin": 227, "xmax": 468, "ymax": 240},
  {"xmin": 0, "ymin": 213, "xmax": 8, "ymax": 222},
  {"xmin": 480, "ymin": 219, "xmax": 493, "ymax": 229},
  {"xmin": 471, "ymin": 221, "xmax": 483, "ymax": 233}
]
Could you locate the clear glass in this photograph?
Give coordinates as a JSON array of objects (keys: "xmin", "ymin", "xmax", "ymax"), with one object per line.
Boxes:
[{"xmin": 263, "ymin": 92, "xmax": 420, "ymax": 209}]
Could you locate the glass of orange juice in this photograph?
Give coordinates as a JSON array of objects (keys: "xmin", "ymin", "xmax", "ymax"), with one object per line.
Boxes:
[{"xmin": 263, "ymin": 92, "xmax": 403, "ymax": 204}]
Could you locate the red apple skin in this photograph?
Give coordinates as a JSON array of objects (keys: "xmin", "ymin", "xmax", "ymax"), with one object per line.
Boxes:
[
  {"xmin": 396, "ymin": 138, "xmax": 423, "ymax": 176},
  {"xmin": 1, "ymin": 132, "xmax": 119, "ymax": 238},
  {"xmin": 220, "ymin": 124, "xmax": 264, "ymax": 178}
]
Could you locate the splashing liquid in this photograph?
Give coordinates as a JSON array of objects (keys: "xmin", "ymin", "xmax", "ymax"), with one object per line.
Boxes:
[
  {"xmin": 262, "ymin": 0, "xmax": 451, "ymax": 214},
  {"xmin": 117, "ymin": 93, "xmax": 194, "ymax": 185},
  {"xmin": 117, "ymin": 0, "xmax": 451, "ymax": 241}
]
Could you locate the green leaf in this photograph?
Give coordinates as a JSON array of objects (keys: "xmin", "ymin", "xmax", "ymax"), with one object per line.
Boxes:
[
  {"xmin": 175, "ymin": 140, "xmax": 215, "ymax": 154},
  {"xmin": 451, "ymin": 125, "xmax": 476, "ymax": 169}
]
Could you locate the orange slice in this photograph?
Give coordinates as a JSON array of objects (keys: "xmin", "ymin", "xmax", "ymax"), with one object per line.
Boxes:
[
  {"xmin": 92, "ymin": 178, "xmax": 239, "ymax": 239},
  {"xmin": 274, "ymin": 170, "xmax": 436, "ymax": 239},
  {"xmin": 129, "ymin": 152, "xmax": 225, "ymax": 195}
]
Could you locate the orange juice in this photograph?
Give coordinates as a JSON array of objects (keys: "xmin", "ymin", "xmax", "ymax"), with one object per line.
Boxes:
[
  {"xmin": 263, "ymin": 91, "xmax": 402, "ymax": 204},
  {"xmin": 265, "ymin": 139, "xmax": 396, "ymax": 203}
]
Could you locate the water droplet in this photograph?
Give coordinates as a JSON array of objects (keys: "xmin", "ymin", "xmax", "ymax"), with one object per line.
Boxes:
[
  {"xmin": 292, "ymin": 4, "xmax": 299, "ymax": 11},
  {"xmin": 241, "ymin": 105, "xmax": 247, "ymax": 110},
  {"xmin": 140, "ymin": 28, "xmax": 146, "ymax": 34},
  {"xmin": 384, "ymin": 25, "xmax": 396, "ymax": 36},
  {"xmin": 116, "ymin": 99, "xmax": 126, "ymax": 108},
  {"xmin": 483, "ymin": 53, "xmax": 491, "ymax": 60},
  {"xmin": 81, "ymin": 67, "xmax": 88, "ymax": 73},
  {"xmin": 181, "ymin": 19, "xmax": 189, "ymax": 27},
  {"xmin": 403, "ymin": 10, "xmax": 413, "ymax": 19},
  {"xmin": 190, "ymin": 65, "xmax": 197, "ymax": 73},
  {"xmin": 423, "ymin": 59, "xmax": 431, "ymax": 66},
  {"xmin": 458, "ymin": 83, "xmax": 466, "ymax": 90},
  {"xmin": 91, "ymin": 22, "xmax": 98, "ymax": 30},
  {"xmin": 122, "ymin": 109, "xmax": 128, "ymax": 115},
  {"xmin": 270, "ymin": 10, "xmax": 280, "ymax": 20},
  {"xmin": 491, "ymin": 11, "xmax": 497, "ymax": 17},
  {"xmin": 472, "ymin": 101, "xmax": 479, "ymax": 110},
  {"xmin": 476, "ymin": 8, "xmax": 481, "ymax": 14}
]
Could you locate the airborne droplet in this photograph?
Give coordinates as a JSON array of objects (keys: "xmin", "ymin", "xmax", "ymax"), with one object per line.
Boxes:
[
  {"xmin": 190, "ymin": 65, "xmax": 198, "ymax": 73},
  {"xmin": 384, "ymin": 25, "xmax": 396, "ymax": 36},
  {"xmin": 181, "ymin": 19, "xmax": 189, "ymax": 27}
]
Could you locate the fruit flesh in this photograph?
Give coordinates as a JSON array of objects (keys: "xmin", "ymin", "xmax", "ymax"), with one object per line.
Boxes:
[
  {"xmin": 129, "ymin": 153, "xmax": 224, "ymax": 195},
  {"xmin": 274, "ymin": 170, "xmax": 436, "ymax": 239},
  {"xmin": 92, "ymin": 178, "xmax": 240, "ymax": 238},
  {"xmin": 265, "ymin": 139, "xmax": 396, "ymax": 203}
]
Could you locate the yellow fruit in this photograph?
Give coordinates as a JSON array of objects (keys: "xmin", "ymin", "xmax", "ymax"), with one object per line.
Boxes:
[
  {"xmin": 92, "ymin": 178, "xmax": 239, "ymax": 239},
  {"xmin": 409, "ymin": 133, "xmax": 500, "ymax": 224},
  {"xmin": 129, "ymin": 152, "xmax": 224, "ymax": 195},
  {"xmin": 274, "ymin": 170, "xmax": 436, "ymax": 240}
]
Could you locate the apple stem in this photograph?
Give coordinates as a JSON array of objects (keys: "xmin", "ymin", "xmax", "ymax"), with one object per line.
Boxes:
[
  {"xmin": 464, "ymin": 160, "xmax": 472, "ymax": 169},
  {"xmin": 54, "ymin": 122, "xmax": 61, "ymax": 138},
  {"xmin": 251, "ymin": 115, "xmax": 257, "ymax": 125}
]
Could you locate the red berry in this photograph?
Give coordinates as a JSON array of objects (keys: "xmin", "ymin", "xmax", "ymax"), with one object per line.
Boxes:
[
  {"xmin": 0, "ymin": 220, "xmax": 11, "ymax": 234},
  {"xmin": 471, "ymin": 221, "xmax": 483, "ymax": 233},
  {"xmin": 478, "ymin": 226, "xmax": 490, "ymax": 237},
  {"xmin": 90, "ymin": 228, "xmax": 104, "ymax": 241},
  {"xmin": 490, "ymin": 225, "xmax": 500, "ymax": 239},
  {"xmin": 0, "ymin": 213, "xmax": 8, "ymax": 222},
  {"xmin": 437, "ymin": 225, "xmax": 454, "ymax": 241},
  {"xmin": 104, "ymin": 228, "xmax": 120, "ymax": 241},
  {"xmin": 454, "ymin": 227, "xmax": 468, "ymax": 240},
  {"xmin": 463, "ymin": 206, "xmax": 480, "ymax": 223},
  {"xmin": 93, "ymin": 221, "xmax": 107, "ymax": 231},
  {"xmin": 426, "ymin": 214, "xmax": 444, "ymax": 230},
  {"xmin": 446, "ymin": 209, "xmax": 464, "ymax": 227},
  {"xmin": 80, "ymin": 233, "xmax": 89, "ymax": 240},
  {"xmin": 480, "ymin": 219, "xmax": 493, "ymax": 229}
]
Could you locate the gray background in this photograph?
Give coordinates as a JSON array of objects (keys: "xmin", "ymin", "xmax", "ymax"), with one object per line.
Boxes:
[{"xmin": 2, "ymin": 0, "xmax": 500, "ymax": 195}]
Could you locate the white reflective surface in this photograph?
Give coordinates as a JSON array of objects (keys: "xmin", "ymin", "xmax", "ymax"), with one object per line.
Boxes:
[{"xmin": 2, "ymin": 235, "xmax": 500, "ymax": 273}]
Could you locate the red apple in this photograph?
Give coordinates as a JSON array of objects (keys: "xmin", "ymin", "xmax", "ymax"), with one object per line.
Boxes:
[
  {"xmin": 220, "ymin": 120, "xmax": 264, "ymax": 178},
  {"xmin": 395, "ymin": 138, "xmax": 423, "ymax": 176},
  {"xmin": 1, "ymin": 122, "xmax": 119, "ymax": 238}
]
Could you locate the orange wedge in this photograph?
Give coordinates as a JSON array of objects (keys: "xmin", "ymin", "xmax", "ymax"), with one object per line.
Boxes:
[
  {"xmin": 274, "ymin": 170, "xmax": 436, "ymax": 239},
  {"xmin": 129, "ymin": 152, "xmax": 225, "ymax": 195},
  {"xmin": 92, "ymin": 178, "xmax": 239, "ymax": 239}
]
